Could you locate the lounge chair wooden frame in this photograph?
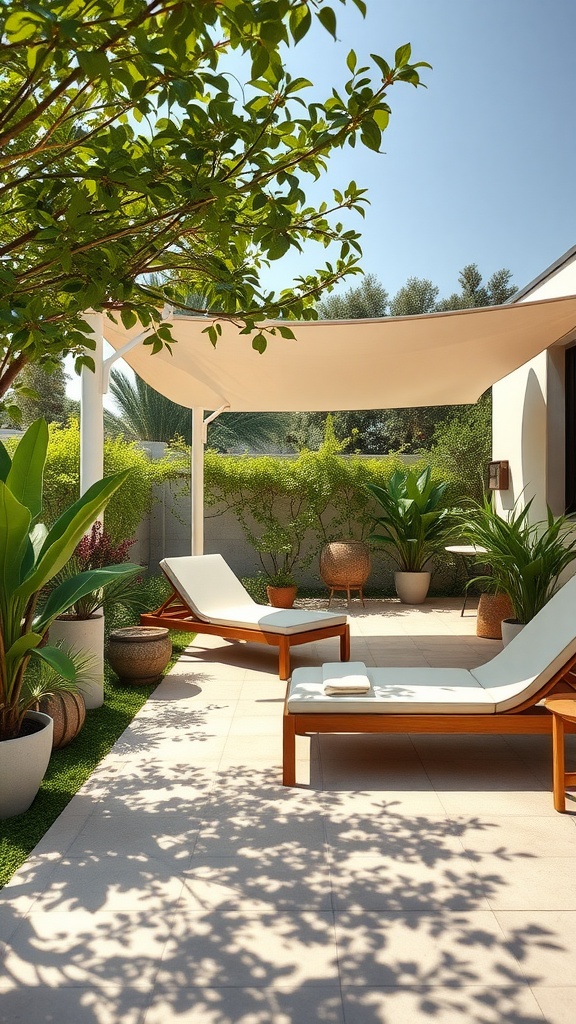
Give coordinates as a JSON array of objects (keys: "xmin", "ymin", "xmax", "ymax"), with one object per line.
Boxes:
[
  {"xmin": 141, "ymin": 587, "xmax": 350, "ymax": 681},
  {"xmin": 282, "ymin": 654, "xmax": 576, "ymax": 786}
]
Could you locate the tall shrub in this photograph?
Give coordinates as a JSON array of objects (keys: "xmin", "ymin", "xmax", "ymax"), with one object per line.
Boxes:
[{"xmin": 38, "ymin": 420, "xmax": 185, "ymax": 541}]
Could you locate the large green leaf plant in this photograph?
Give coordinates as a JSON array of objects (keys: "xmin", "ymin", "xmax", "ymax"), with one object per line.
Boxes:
[
  {"xmin": 460, "ymin": 495, "xmax": 576, "ymax": 624},
  {"xmin": 0, "ymin": 419, "xmax": 137, "ymax": 740},
  {"xmin": 366, "ymin": 467, "xmax": 454, "ymax": 571}
]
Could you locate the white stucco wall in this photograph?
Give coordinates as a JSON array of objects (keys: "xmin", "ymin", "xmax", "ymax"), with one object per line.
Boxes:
[{"xmin": 492, "ymin": 250, "xmax": 576, "ymax": 519}]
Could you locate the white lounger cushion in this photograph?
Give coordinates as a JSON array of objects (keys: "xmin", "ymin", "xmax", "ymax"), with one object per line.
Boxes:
[
  {"xmin": 288, "ymin": 572, "xmax": 576, "ymax": 716},
  {"xmin": 288, "ymin": 664, "xmax": 493, "ymax": 714},
  {"xmin": 471, "ymin": 572, "xmax": 576, "ymax": 711},
  {"xmin": 161, "ymin": 554, "xmax": 346, "ymax": 635}
]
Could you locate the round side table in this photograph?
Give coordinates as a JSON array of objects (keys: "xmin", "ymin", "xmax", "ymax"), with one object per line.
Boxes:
[{"xmin": 543, "ymin": 694, "xmax": 576, "ymax": 812}]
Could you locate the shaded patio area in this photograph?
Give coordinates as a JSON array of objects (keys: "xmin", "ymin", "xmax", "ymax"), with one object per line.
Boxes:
[{"xmin": 1, "ymin": 598, "xmax": 575, "ymax": 1023}]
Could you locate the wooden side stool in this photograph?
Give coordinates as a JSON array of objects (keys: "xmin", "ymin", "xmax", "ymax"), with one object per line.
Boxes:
[{"xmin": 544, "ymin": 694, "xmax": 576, "ymax": 812}]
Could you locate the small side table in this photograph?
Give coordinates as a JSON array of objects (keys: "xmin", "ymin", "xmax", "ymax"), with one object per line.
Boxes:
[
  {"xmin": 544, "ymin": 694, "xmax": 576, "ymax": 812},
  {"xmin": 444, "ymin": 545, "xmax": 487, "ymax": 616}
]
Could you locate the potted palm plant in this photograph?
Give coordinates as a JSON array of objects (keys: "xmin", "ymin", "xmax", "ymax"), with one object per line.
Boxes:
[
  {"xmin": 366, "ymin": 467, "xmax": 454, "ymax": 603},
  {"xmin": 48, "ymin": 523, "xmax": 144, "ymax": 707},
  {"xmin": 460, "ymin": 495, "xmax": 576, "ymax": 644},
  {"xmin": 0, "ymin": 419, "xmax": 137, "ymax": 819}
]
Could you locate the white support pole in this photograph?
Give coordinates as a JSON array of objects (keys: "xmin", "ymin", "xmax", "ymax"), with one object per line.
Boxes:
[
  {"xmin": 80, "ymin": 312, "xmax": 104, "ymax": 496},
  {"xmin": 191, "ymin": 407, "xmax": 204, "ymax": 555}
]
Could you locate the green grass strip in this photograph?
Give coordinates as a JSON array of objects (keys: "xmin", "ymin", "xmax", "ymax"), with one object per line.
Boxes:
[{"xmin": 0, "ymin": 630, "xmax": 191, "ymax": 889}]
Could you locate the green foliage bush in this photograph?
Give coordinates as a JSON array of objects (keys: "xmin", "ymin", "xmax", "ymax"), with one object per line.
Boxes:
[
  {"xmin": 36, "ymin": 419, "xmax": 186, "ymax": 542},
  {"xmin": 202, "ymin": 419, "xmax": 466, "ymax": 582},
  {"xmin": 429, "ymin": 393, "xmax": 492, "ymax": 503}
]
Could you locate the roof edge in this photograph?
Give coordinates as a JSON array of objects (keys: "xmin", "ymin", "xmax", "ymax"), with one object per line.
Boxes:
[{"xmin": 510, "ymin": 244, "xmax": 576, "ymax": 303}]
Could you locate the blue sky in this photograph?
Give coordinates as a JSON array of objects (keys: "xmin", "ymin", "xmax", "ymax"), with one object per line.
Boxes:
[{"xmin": 259, "ymin": 0, "xmax": 576, "ymax": 302}]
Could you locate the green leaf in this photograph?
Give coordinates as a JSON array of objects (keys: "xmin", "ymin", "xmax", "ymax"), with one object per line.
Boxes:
[
  {"xmin": 0, "ymin": 482, "xmax": 32, "ymax": 597},
  {"xmin": 289, "ymin": 5, "xmax": 312, "ymax": 43},
  {"xmin": 251, "ymin": 45, "xmax": 270, "ymax": 82},
  {"xmin": 31, "ymin": 644, "xmax": 76, "ymax": 681},
  {"xmin": 370, "ymin": 53, "xmax": 391, "ymax": 78},
  {"xmin": 77, "ymin": 50, "xmax": 110, "ymax": 80},
  {"xmin": 0, "ymin": 440, "xmax": 11, "ymax": 482},
  {"xmin": 120, "ymin": 308, "xmax": 138, "ymax": 330},
  {"xmin": 360, "ymin": 118, "xmax": 381, "ymax": 152},
  {"xmin": 4, "ymin": 632, "xmax": 42, "ymax": 682},
  {"xmin": 394, "ymin": 43, "xmax": 412, "ymax": 67},
  {"xmin": 318, "ymin": 6, "xmax": 337, "ymax": 39},
  {"xmin": 4, "ymin": 11, "xmax": 42, "ymax": 41},
  {"xmin": 346, "ymin": 50, "xmax": 357, "ymax": 73},
  {"xmin": 35, "ymin": 563, "xmax": 141, "ymax": 631},
  {"xmin": 6, "ymin": 418, "xmax": 48, "ymax": 520},
  {"xmin": 17, "ymin": 471, "xmax": 130, "ymax": 599},
  {"xmin": 252, "ymin": 334, "xmax": 268, "ymax": 354}
]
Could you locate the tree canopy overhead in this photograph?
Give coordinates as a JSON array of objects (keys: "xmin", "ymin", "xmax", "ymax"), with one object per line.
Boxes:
[{"xmin": 0, "ymin": 0, "xmax": 430, "ymax": 411}]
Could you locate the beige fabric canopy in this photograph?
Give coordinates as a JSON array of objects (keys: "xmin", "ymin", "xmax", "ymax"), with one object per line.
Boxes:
[{"xmin": 103, "ymin": 294, "xmax": 576, "ymax": 412}]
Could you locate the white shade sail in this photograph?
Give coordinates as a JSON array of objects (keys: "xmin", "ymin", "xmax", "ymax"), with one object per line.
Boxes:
[{"xmin": 103, "ymin": 294, "xmax": 576, "ymax": 412}]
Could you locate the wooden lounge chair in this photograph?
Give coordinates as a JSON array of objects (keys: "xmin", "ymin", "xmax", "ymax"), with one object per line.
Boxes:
[
  {"xmin": 283, "ymin": 573, "xmax": 576, "ymax": 785},
  {"xmin": 141, "ymin": 554, "xmax": 350, "ymax": 680}
]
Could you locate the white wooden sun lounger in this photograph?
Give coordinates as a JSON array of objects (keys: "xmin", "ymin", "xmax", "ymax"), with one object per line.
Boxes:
[
  {"xmin": 283, "ymin": 574, "xmax": 576, "ymax": 785},
  {"xmin": 141, "ymin": 554, "xmax": 350, "ymax": 680}
]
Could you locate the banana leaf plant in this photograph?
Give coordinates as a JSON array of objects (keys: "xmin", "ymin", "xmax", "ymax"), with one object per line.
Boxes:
[
  {"xmin": 0, "ymin": 419, "xmax": 138, "ymax": 741},
  {"xmin": 366, "ymin": 467, "xmax": 454, "ymax": 571},
  {"xmin": 459, "ymin": 495, "xmax": 576, "ymax": 623}
]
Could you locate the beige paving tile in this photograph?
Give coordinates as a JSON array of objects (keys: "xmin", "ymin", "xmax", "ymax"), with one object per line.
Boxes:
[
  {"xmin": 341, "ymin": 985, "xmax": 545, "ymax": 1024},
  {"xmin": 330, "ymin": 853, "xmax": 489, "ymax": 911},
  {"xmin": 193, "ymin": 816, "xmax": 327, "ymax": 856},
  {"xmin": 334, "ymin": 910, "xmax": 526, "ymax": 987},
  {"xmin": 1, "ymin": 910, "xmax": 173, "ymax": 990},
  {"xmin": 157, "ymin": 910, "xmax": 340, "ymax": 988},
  {"xmin": 0, "ymin": 985, "xmax": 149, "ymax": 1024},
  {"xmin": 65, "ymin": 810, "xmax": 199, "ymax": 862},
  {"xmin": 437, "ymin": 789, "xmax": 559, "ymax": 817},
  {"xmin": 179, "ymin": 855, "xmax": 332, "ymax": 911},
  {"xmin": 143, "ymin": 985, "xmax": 345, "ymax": 1023},
  {"xmin": 476, "ymin": 858, "xmax": 576, "ymax": 910},
  {"xmin": 5, "ymin": 596, "xmax": 572, "ymax": 1022},
  {"xmin": 531, "ymin": 987, "xmax": 576, "ymax": 1024},
  {"xmin": 454, "ymin": 815, "xmax": 576, "ymax": 857},
  {"xmin": 31, "ymin": 854, "xmax": 186, "ymax": 913},
  {"xmin": 324, "ymin": 812, "xmax": 462, "ymax": 860},
  {"xmin": 495, "ymin": 911, "xmax": 576, "ymax": 988}
]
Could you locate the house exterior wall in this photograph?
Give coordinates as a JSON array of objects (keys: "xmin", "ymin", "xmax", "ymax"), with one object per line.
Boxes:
[{"xmin": 492, "ymin": 251, "xmax": 576, "ymax": 519}]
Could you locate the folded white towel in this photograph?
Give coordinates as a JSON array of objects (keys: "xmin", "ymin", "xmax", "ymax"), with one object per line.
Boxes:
[{"xmin": 322, "ymin": 661, "xmax": 370, "ymax": 696}]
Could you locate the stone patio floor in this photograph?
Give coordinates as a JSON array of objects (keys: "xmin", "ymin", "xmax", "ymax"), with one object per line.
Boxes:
[{"xmin": 1, "ymin": 597, "xmax": 576, "ymax": 1024}]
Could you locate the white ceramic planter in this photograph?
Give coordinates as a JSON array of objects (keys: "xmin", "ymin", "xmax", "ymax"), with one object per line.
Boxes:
[
  {"xmin": 0, "ymin": 711, "xmax": 53, "ymax": 820},
  {"xmin": 49, "ymin": 612, "xmax": 105, "ymax": 708},
  {"xmin": 394, "ymin": 571, "xmax": 431, "ymax": 605},
  {"xmin": 501, "ymin": 618, "xmax": 525, "ymax": 646}
]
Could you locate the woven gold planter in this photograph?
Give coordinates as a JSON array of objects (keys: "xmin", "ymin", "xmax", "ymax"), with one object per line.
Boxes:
[
  {"xmin": 476, "ymin": 593, "xmax": 514, "ymax": 639},
  {"xmin": 320, "ymin": 541, "xmax": 371, "ymax": 605}
]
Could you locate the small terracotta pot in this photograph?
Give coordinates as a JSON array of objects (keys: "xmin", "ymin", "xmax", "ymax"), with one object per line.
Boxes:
[{"xmin": 266, "ymin": 585, "xmax": 297, "ymax": 609}]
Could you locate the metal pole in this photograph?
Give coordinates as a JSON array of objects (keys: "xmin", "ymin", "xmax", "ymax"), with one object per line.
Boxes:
[
  {"xmin": 191, "ymin": 407, "xmax": 204, "ymax": 554},
  {"xmin": 80, "ymin": 312, "xmax": 104, "ymax": 495}
]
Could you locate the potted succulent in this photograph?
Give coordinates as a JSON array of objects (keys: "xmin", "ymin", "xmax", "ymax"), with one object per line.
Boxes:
[
  {"xmin": 366, "ymin": 467, "xmax": 454, "ymax": 604},
  {"xmin": 48, "ymin": 523, "xmax": 144, "ymax": 707},
  {"xmin": 0, "ymin": 419, "xmax": 136, "ymax": 819},
  {"xmin": 460, "ymin": 495, "xmax": 576, "ymax": 644}
]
